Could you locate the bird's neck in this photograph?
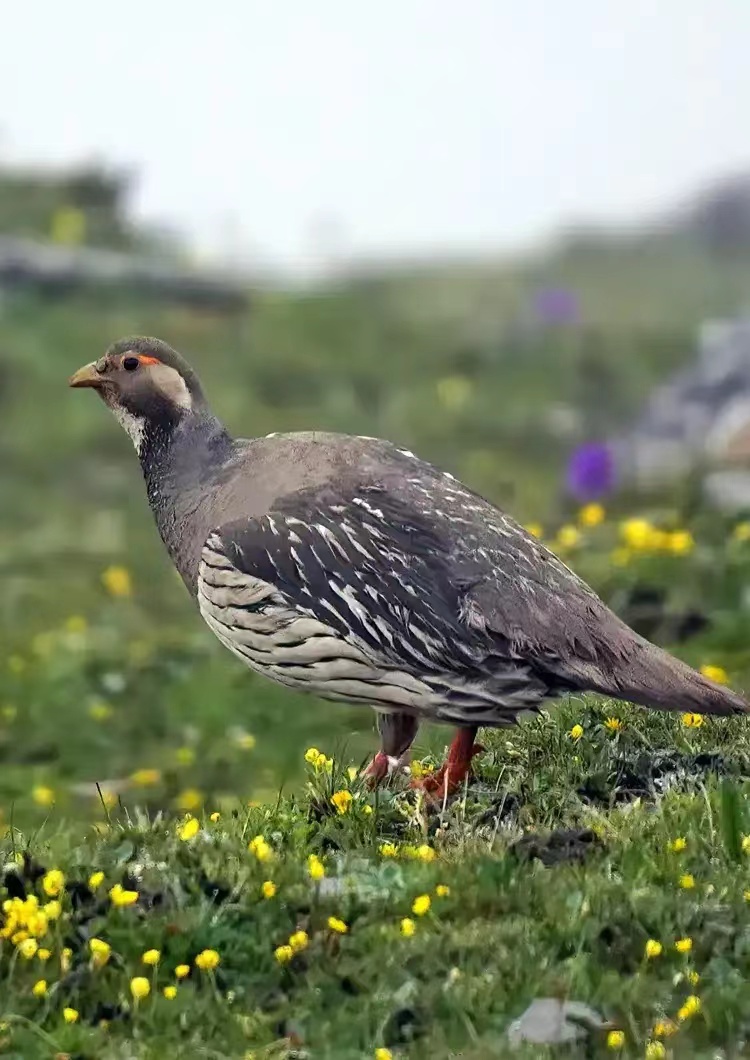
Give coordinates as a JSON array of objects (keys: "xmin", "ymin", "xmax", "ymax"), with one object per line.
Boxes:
[{"xmin": 139, "ymin": 410, "xmax": 232, "ymax": 492}]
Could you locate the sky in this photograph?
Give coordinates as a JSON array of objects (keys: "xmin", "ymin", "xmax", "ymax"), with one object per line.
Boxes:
[{"xmin": 2, "ymin": 1, "xmax": 749, "ymax": 275}]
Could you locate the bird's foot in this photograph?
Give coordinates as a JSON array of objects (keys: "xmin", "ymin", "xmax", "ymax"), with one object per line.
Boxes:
[
  {"xmin": 410, "ymin": 730, "xmax": 484, "ymax": 803},
  {"xmin": 362, "ymin": 750, "xmax": 409, "ymax": 788}
]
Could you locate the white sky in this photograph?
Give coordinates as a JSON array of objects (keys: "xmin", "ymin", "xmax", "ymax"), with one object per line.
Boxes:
[{"xmin": 2, "ymin": 1, "xmax": 749, "ymax": 274}]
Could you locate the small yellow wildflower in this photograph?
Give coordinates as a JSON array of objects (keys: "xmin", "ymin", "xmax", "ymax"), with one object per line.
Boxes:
[
  {"xmin": 374, "ymin": 1050, "xmax": 393, "ymax": 1060},
  {"xmin": 328, "ymin": 916, "xmax": 348, "ymax": 934},
  {"xmin": 675, "ymin": 937, "xmax": 693, "ymax": 953},
  {"xmin": 415, "ymin": 844, "xmax": 436, "ymax": 863},
  {"xmin": 568, "ymin": 724, "xmax": 584, "ymax": 741},
  {"xmin": 331, "ymin": 790, "xmax": 353, "ymax": 814},
  {"xmin": 142, "ymin": 949, "xmax": 160, "ymax": 966},
  {"xmin": 645, "ymin": 1042, "xmax": 666, "ymax": 1059},
  {"xmin": 667, "ymin": 530, "xmax": 694, "ymax": 555},
  {"xmin": 163, "ymin": 985, "xmax": 178, "ymax": 999},
  {"xmin": 32, "ymin": 785, "xmax": 55, "ymax": 808},
  {"xmin": 130, "ymin": 976, "xmax": 150, "ymax": 1000},
  {"xmin": 363, "ymin": 804, "xmax": 373, "ymax": 816},
  {"xmin": 130, "ymin": 768, "xmax": 162, "ymax": 787},
  {"xmin": 604, "ymin": 716, "xmax": 623, "ymax": 733},
  {"xmin": 620, "ymin": 518, "xmax": 656, "ymax": 551},
  {"xmin": 248, "ymin": 835, "xmax": 273, "ymax": 862},
  {"xmin": 63, "ymin": 1007, "xmax": 79, "ymax": 1024},
  {"xmin": 109, "ymin": 883, "xmax": 139, "ymax": 907},
  {"xmin": 178, "ymin": 816, "xmax": 200, "ymax": 841},
  {"xmin": 653, "ymin": 1019, "xmax": 677, "ymax": 1038},
  {"xmin": 37, "ymin": 948, "xmax": 51, "ymax": 962},
  {"xmin": 42, "ymin": 869, "xmax": 65, "ymax": 897},
  {"xmin": 88, "ymin": 699, "xmax": 113, "ymax": 721},
  {"xmin": 210, "ymin": 811, "xmax": 221, "ymax": 823},
  {"xmin": 606, "ymin": 1029, "xmax": 625, "ymax": 1049},
  {"xmin": 261, "ymin": 881, "xmax": 277, "ymax": 899},
  {"xmin": 412, "ymin": 894, "xmax": 431, "ymax": 916},
  {"xmin": 436, "ymin": 884, "xmax": 450, "ymax": 898},
  {"xmin": 307, "ymin": 854, "xmax": 325, "ymax": 880},
  {"xmin": 194, "ymin": 949, "xmax": 220, "ymax": 971},
  {"xmin": 42, "ymin": 900, "xmax": 61, "ymax": 921},
  {"xmin": 19, "ymin": 938, "xmax": 38, "ymax": 959},
  {"xmin": 175, "ymin": 745, "xmax": 196, "ymax": 766},
  {"xmin": 275, "ymin": 944, "xmax": 294, "ymax": 963},
  {"xmin": 88, "ymin": 871, "xmax": 105, "ymax": 890},
  {"xmin": 669, "ymin": 837, "xmax": 687, "ymax": 853},
  {"xmin": 400, "ymin": 918, "xmax": 416, "ymax": 937},
  {"xmin": 677, "ymin": 995, "xmax": 701, "ymax": 1021},
  {"xmin": 687, "ymin": 970, "xmax": 700, "ymax": 985},
  {"xmin": 89, "ymin": 938, "xmax": 111, "ymax": 966},
  {"xmin": 32, "ymin": 979, "xmax": 47, "ymax": 997},
  {"xmin": 700, "ymin": 663, "xmax": 728, "ymax": 685},
  {"xmin": 681, "ymin": 712, "xmax": 704, "ymax": 728},
  {"xmin": 744, "ymin": 889, "xmax": 750, "ymax": 902},
  {"xmin": 679, "ymin": 873, "xmax": 696, "ymax": 890},
  {"xmin": 102, "ymin": 565, "xmax": 132, "ymax": 597},
  {"xmin": 525, "ymin": 522, "xmax": 543, "ymax": 538},
  {"xmin": 175, "ymin": 787, "xmax": 202, "ymax": 812},
  {"xmin": 379, "ymin": 842, "xmax": 398, "ymax": 858},
  {"xmin": 304, "ymin": 746, "xmax": 322, "ymax": 764},
  {"xmin": 555, "ymin": 524, "xmax": 580, "ymax": 550},
  {"xmin": 645, "ymin": 939, "xmax": 663, "ymax": 959},
  {"xmin": 579, "ymin": 503, "xmax": 605, "ymax": 527},
  {"xmin": 175, "ymin": 964, "xmax": 190, "ymax": 979},
  {"xmin": 289, "ymin": 930, "xmax": 309, "ymax": 952}
]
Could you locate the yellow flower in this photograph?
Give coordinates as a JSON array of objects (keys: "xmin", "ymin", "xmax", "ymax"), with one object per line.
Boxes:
[
  {"xmin": 744, "ymin": 889, "xmax": 750, "ymax": 902},
  {"xmin": 620, "ymin": 518, "xmax": 657, "ymax": 551},
  {"xmin": 88, "ymin": 871, "xmax": 105, "ymax": 890},
  {"xmin": 653, "ymin": 1019, "xmax": 677, "ymax": 1038},
  {"xmin": 142, "ymin": 949, "xmax": 160, "ymax": 966},
  {"xmin": 163, "ymin": 985, "xmax": 178, "ymax": 1000},
  {"xmin": 700, "ymin": 663, "xmax": 728, "ymax": 685},
  {"xmin": 400, "ymin": 918, "xmax": 416, "ymax": 937},
  {"xmin": 42, "ymin": 900, "xmax": 60, "ymax": 921},
  {"xmin": 733, "ymin": 521, "xmax": 750, "ymax": 541},
  {"xmin": 89, "ymin": 938, "xmax": 111, "ymax": 966},
  {"xmin": 194, "ymin": 949, "xmax": 220, "ymax": 971},
  {"xmin": 679, "ymin": 873, "xmax": 695, "ymax": 890},
  {"xmin": 669, "ymin": 837, "xmax": 687, "ymax": 853},
  {"xmin": 37, "ymin": 948, "xmax": 51, "ymax": 962},
  {"xmin": 328, "ymin": 916, "xmax": 348, "ymax": 934},
  {"xmin": 19, "ymin": 938, "xmax": 38, "ymax": 959},
  {"xmin": 667, "ymin": 530, "xmax": 694, "ymax": 555},
  {"xmin": 175, "ymin": 787, "xmax": 202, "ymax": 812},
  {"xmin": 375, "ymin": 1050, "xmax": 393, "ymax": 1060},
  {"xmin": 175, "ymin": 964, "xmax": 190, "ymax": 979},
  {"xmin": 130, "ymin": 768, "xmax": 162, "ymax": 787},
  {"xmin": 307, "ymin": 854, "xmax": 325, "ymax": 880},
  {"xmin": 645, "ymin": 939, "xmax": 663, "ymax": 959},
  {"xmin": 88, "ymin": 699, "xmax": 113, "ymax": 721},
  {"xmin": 554, "ymin": 525, "xmax": 580, "ymax": 550},
  {"xmin": 235, "ymin": 731, "xmax": 257, "ymax": 750},
  {"xmin": 109, "ymin": 883, "xmax": 139, "ymax": 907},
  {"xmin": 436, "ymin": 884, "xmax": 450, "ymax": 898},
  {"xmin": 275, "ymin": 944, "xmax": 293, "ymax": 964},
  {"xmin": 102, "ymin": 565, "xmax": 132, "ymax": 597},
  {"xmin": 412, "ymin": 894, "xmax": 431, "ymax": 916},
  {"xmin": 304, "ymin": 746, "xmax": 331, "ymax": 769},
  {"xmin": 415, "ymin": 844, "xmax": 436, "ymax": 863},
  {"xmin": 525, "ymin": 523, "xmax": 543, "ymax": 539},
  {"xmin": 379, "ymin": 842, "xmax": 398, "ymax": 858},
  {"xmin": 645, "ymin": 1042, "xmax": 666, "ymax": 1059},
  {"xmin": 175, "ymin": 745, "xmax": 196, "ymax": 766},
  {"xmin": 579, "ymin": 503, "xmax": 605, "ymax": 528},
  {"xmin": 740, "ymin": 834, "xmax": 750, "ymax": 854},
  {"xmin": 63, "ymin": 1007, "xmax": 79, "ymax": 1024},
  {"xmin": 681, "ymin": 712, "xmax": 704, "ymax": 728},
  {"xmin": 289, "ymin": 930, "xmax": 309, "ymax": 952},
  {"xmin": 249, "ymin": 835, "xmax": 273, "ymax": 862},
  {"xmin": 568, "ymin": 724, "xmax": 584, "ymax": 741},
  {"xmin": 210, "ymin": 811, "xmax": 221, "ymax": 823},
  {"xmin": 261, "ymin": 881, "xmax": 277, "ymax": 899},
  {"xmin": 130, "ymin": 976, "xmax": 150, "ymax": 1000},
  {"xmin": 675, "ymin": 937, "xmax": 693, "ymax": 953},
  {"xmin": 32, "ymin": 785, "xmax": 55, "ymax": 808},
  {"xmin": 42, "ymin": 869, "xmax": 65, "ymax": 897},
  {"xmin": 604, "ymin": 716, "xmax": 622, "ymax": 733},
  {"xmin": 677, "ymin": 995, "xmax": 700, "ymax": 1021},
  {"xmin": 687, "ymin": 970, "xmax": 700, "ymax": 985},
  {"xmin": 178, "ymin": 816, "xmax": 200, "ymax": 841},
  {"xmin": 331, "ymin": 790, "xmax": 353, "ymax": 814},
  {"xmin": 32, "ymin": 979, "xmax": 47, "ymax": 997},
  {"xmin": 606, "ymin": 1029, "xmax": 625, "ymax": 1049}
]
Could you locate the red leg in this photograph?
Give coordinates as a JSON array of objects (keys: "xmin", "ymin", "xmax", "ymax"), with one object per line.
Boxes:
[
  {"xmin": 362, "ymin": 712, "xmax": 419, "ymax": 787},
  {"xmin": 411, "ymin": 727, "xmax": 483, "ymax": 800}
]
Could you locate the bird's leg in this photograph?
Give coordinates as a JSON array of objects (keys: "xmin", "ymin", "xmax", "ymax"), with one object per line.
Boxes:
[
  {"xmin": 411, "ymin": 726, "xmax": 483, "ymax": 799},
  {"xmin": 363, "ymin": 712, "xmax": 419, "ymax": 785}
]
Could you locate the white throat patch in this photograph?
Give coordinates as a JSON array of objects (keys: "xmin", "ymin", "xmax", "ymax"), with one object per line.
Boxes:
[{"xmin": 112, "ymin": 406, "xmax": 146, "ymax": 453}]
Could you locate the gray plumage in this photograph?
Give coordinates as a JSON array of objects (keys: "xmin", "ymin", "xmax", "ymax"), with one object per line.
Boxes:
[{"xmin": 70, "ymin": 336, "xmax": 750, "ymax": 745}]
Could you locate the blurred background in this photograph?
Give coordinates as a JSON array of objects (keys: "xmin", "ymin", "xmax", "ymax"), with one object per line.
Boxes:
[{"xmin": 2, "ymin": 1, "xmax": 750, "ymax": 823}]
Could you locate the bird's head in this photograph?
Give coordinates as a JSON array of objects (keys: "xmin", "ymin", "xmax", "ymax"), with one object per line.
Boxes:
[{"xmin": 69, "ymin": 336, "xmax": 208, "ymax": 451}]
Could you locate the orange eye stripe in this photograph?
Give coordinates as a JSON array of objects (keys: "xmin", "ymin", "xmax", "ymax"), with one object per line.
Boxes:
[{"xmin": 137, "ymin": 355, "xmax": 161, "ymax": 365}]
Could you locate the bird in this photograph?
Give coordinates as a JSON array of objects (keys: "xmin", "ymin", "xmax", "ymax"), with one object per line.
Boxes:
[{"xmin": 69, "ymin": 336, "xmax": 749, "ymax": 798}]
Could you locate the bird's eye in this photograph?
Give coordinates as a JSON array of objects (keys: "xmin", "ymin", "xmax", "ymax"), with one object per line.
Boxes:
[{"xmin": 122, "ymin": 356, "xmax": 139, "ymax": 372}]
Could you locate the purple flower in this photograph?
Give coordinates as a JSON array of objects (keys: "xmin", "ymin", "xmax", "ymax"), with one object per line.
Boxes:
[
  {"xmin": 566, "ymin": 442, "xmax": 614, "ymax": 500},
  {"xmin": 533, "ymin": 286, "xmax": 580, "ymax": 327}
]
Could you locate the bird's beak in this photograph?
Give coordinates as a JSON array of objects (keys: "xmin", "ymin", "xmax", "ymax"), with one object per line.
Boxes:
[{"xmin": 68, "ymin": 362, "xmax": 102, "ymax": 389}]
